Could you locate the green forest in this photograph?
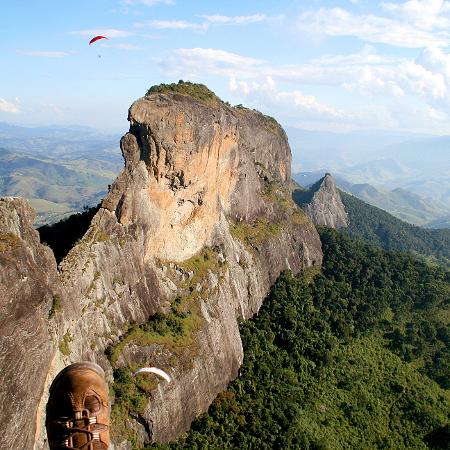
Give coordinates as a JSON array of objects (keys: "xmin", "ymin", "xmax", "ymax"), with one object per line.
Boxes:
[
  {"xmin": 340, "ymin": 191, "xmax": 450, "ymax": 268},
  {"xmin": 145, "ymin": 228, "xmax": 450, "ymax": 450}
]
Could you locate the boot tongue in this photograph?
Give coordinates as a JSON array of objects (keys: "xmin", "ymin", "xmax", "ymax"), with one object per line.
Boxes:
[{"xmin": 71, "ymin": 415, "xmax": 90, "ymax": 449}]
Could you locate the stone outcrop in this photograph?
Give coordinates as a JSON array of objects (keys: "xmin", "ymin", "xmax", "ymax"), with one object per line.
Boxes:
[
  {"xmin": 294, "ymin": 173, "xmax": 349, "ymax": 229},
  {"xmin": 0, "ymin": 85, "xmax": 323, "ymax": 449},
  {"xmin": 0, "ymin": 198, "xmax": 58, "ymax": 450}
]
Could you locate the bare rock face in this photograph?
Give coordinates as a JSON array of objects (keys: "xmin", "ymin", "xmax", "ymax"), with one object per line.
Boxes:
[
  {"xmin": 0, "ymin": 198, "xmax": 58, "ymax": 450},
  {"xmin": 0, "ymin": 86, "xmax": 323, "ymax": 449},
  {"xmin": 295, "ymin": 173, "xmax": 349, "ymax": 229}
]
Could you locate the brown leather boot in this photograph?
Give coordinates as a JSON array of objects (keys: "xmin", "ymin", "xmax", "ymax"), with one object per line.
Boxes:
[{"xmin": 46, "ymin": 362, "xmax": 110, "ymax": 450}]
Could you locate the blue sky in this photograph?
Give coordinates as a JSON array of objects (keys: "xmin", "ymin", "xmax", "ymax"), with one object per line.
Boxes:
[{"xmin": 2, "ymin": 0, "xmax": 450, "ymax": 134}]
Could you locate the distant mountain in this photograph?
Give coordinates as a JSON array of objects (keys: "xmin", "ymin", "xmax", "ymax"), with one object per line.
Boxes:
[
  {"xmin": 293, "ymin": 171, "xmax": 449, "ymax": 228},
  {"xmin": 0, "ymin": 122, "xmax": 122, "ymax": 161},
  {"xmin": 339, "ymin": 190, "xmax": 450, "ymax": 267},
  {"xmin": 287, "ymin": 127, "xmax": 450, "ymax": 215},
  {"xmin": 426, "ymin": 215, "xmax": 450, "ymax": 229},
  {"xmin": 286, "ymin": 127, "xmax": 428, "ymax": 171},
  {"xmin": 0, "ymin": 123, "xmax": 122, "ymax": 225},
  {"xmin": 293, "ymin": 173, "xmax": 349, "ymax": 229},
  {"xmin": 292, "ymin": 172, "xmax": 450, "ymax": 266}
]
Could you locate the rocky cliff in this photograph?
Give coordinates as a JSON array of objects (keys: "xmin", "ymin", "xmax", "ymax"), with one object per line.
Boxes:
[
  {"xmin": 294, "ymin": 173, "xmax": 349, "ymax": 229},
  {"xmin": 0, "ymin": 198, "xmax": 58, "ymax": 450},
  {"xmin": 0, "ymin": 82, "xmax": 323, "ymax": 449}
]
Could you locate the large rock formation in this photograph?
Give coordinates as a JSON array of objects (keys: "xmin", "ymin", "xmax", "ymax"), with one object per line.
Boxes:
[
  {"xmin": 294, "ymin": 173, "xmax": 349, "ymax": 229},
  {"xmin": 0, "ymin": 198, "xmax": 58, "ymax": 450},
  {"xmin": 0, "ymin": 83, "xmax": 323, "ymax": 449}
]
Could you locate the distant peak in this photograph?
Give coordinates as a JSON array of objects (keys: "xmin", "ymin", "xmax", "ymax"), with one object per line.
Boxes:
[{"xmin": 293, "ymin": 172, "xmax": 348, "ymax": 230}]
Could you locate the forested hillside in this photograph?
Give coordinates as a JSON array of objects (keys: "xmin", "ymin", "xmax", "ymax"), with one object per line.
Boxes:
[
  {"xmin": 146, "ymin": 229, "xmax": 450, "ymax": 450},
  {"xmin": 340, "ymin": 191, "xmax": 450, "ymax": 268}
]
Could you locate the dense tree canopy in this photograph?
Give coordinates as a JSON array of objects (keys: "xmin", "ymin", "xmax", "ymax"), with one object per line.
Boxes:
[
  {"xmin": 147, "ymin": 228, "xmax": 449, "ymax": 450},
  {"xmin": 340, "ymin": 191, "xmax": 450, "ymax": 268}
]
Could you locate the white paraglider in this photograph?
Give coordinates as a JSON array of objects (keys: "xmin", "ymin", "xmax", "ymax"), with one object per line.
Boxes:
[{"xmin": 132, "ymin": 367, "xmax": 171, "ymax": 383}]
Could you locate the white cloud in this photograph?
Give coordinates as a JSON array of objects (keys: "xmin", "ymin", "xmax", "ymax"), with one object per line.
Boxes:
[
  {"xmin": 18, "ymin": 50, "xmax": 70, "ymax": 58},
  {"xmin": 156, "ymin": 46, "xmax": 450, "ymax": 132},
  {"xmin": 147, "ymin": 20, "xmax": 203, "ymax": 30},
  {"xmin": 71, "ymin": 29, "xmax": 131, "ymax": 38},
  {"xmin": 156, "ymin": 48, "xmax": 264, "ymax": 78},
  {"xmin": 201, "ymin": 14, "xmax": 266, "ymax": 25},
  {"xmin": 297, "ymin": 7, "xmax": 450, "ymax": 48},
  {"xmin": 0, "ymin": 98, "xmax": 20, "ymax": 113},
  {"xmin": 227, "ymin": 75, "xmax": 391, "ymax": 132},
  {"xmin": 156, "ymin": 47, "xmax": 404, "ymax": 87},
  {"xmin": 342, "ymin": 46, "xmax": 450, "ymax": 107},
  {"xmin": 343, "ymin": 66, "xmax": 406, "ymax": 97},
  {"xmin": 136, "ymin": 13, "xmax": 266, "ymax": 30},
  {"xmin": 229, "ymin": 76, "xmax": 345, "ymax": 120},
  {"xmin": 310, "ymin": 45, "xmax": 404, "ymax": 66},
  {"xmin": 416, "ymin": 46, "xmax": 450, "ymax": 77},
  {"xmin": 382, "ymin": 0, "xmax": 450, "ymax": 30},
  {"xmin": 427, "ymin": 105, "xmax": 448, "ymax": 119}
]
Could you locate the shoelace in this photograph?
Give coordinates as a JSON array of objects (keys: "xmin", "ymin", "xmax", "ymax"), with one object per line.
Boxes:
[{"xmin": 53, "ymin": 409, "xmax": 108, "ymax": 450}]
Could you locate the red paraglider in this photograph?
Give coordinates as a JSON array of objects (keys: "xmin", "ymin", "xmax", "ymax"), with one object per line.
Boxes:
[{"xmin": 89, "ymin": 36, "xmax": 109, "ymax": 45}]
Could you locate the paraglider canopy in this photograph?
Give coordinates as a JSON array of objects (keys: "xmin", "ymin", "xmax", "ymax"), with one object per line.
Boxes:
[
  {"xmin": 89, "ymin": 36, "xmax": 108, "ymax": 45},
  {"xmin": 132, "ymin": 367, "xmax": 172, "ymax": 383}
]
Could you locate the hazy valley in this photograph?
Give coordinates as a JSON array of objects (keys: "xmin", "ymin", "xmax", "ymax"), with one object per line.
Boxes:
[
  {"xmin": 0, "ymin": 122, "xmax": 122, "ymax": 225},
  {"xmin": 1, "ymin": 122, "xmax": 449, "ymax": 229}
]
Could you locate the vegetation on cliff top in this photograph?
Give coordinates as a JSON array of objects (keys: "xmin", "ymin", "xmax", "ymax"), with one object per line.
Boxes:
[
  {"xmin": 146, "ymin": 80, "xmax": 282, "ymax": 135},
  {"xmin": 149, "ymin": 228, "xmax": 450, "ymax": 450},
  {"xmin": 146, "ymin": 80, "xmax": 222, "ymax": 107}
]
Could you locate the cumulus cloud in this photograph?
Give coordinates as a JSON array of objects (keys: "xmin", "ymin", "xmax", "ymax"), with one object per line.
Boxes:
[
  {"xmin": 297, "ymin": 7, "xmax": 450, "ymax": 48},
  {"xmin": 136, "ymin": 13, "xmax": 266, "ymax": 30},
  {"xmin": 201, "ymin": 14, "xmax": 266, "ymax": 25},
  {"xmin": 155, "ymin": 48, "xmax": 264, "ymax": 78},
  {"xmin": 229, "ymin": 76, "xmax": 345, "ymax": 121},
  {"xmin": 155, "ymin": 45, "xmax": 450, "ymax": 132},
  {"xmin": 0, "ymin": 98, "xmax": 20, "ymax": 113},
  {"xmin": 146, "ymin": 20, "xmax": 202, "ymax": 30},
  {"xmin": 343, "ymin": 66, "xmax": 406, "ymax": 97},
  {"xmin": 343, "ymin": 47, "xmax": 450, "ymax": 105},
  {"xmin": 382, "ymin": 0, "xmax": 450, "ymax": 30},
  {"xmin": 71, "ymin": 29, "xmax": 131, "ymax": 38},
  {"xmin": 156, "ymin": 47, "xmax": 404, "ymax": 87}
]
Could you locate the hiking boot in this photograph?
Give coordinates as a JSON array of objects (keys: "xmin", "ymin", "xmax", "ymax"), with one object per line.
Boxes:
[{"xmin": 46, "ymin": 362, "xmax": 110, "ymax": 450}]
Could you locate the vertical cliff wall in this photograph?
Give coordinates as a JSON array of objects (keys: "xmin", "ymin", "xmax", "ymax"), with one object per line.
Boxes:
[
  {"xmin": 0, "ymin": 84, "xmax": 323, "ymax": 449},
  {"xmin": 0, "ymin": 198, "xmax": 58, "ymax": 450}
]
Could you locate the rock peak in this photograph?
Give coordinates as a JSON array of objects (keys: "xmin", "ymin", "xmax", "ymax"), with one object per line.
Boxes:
[{"xmin": 294, "ymin": 173, "xmax": 349, "ymax": 229}]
